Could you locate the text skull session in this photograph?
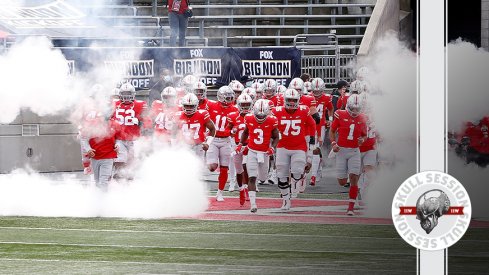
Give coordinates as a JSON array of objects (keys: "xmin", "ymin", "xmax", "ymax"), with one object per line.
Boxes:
[{"xmin": 62, "ymin": 47, "xmax": 301, "ymax": 89}]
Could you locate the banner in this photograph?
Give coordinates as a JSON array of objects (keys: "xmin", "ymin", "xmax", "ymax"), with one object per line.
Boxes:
[{"xmin": 61, "ymin": 47, "xmax": 301, "ymax": 90}]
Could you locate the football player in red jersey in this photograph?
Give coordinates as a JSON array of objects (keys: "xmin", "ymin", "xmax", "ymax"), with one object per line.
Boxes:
[
  {"xmin": 251, "ymin": 82, "xmax": 265, "ymax": 100},
  {"xmin": 358, "ymin": 93, "xmax": 377, "ymax": 205},
  {"xmin": 173, "ymin": 93, "xmax": 216, "ymax": 160},
  {"xmin": 272, "ymin": 89, "xmax": 316, "ymax": 210},
  {"xmin": 329, "ymin": 94, "xmax": 368, "ymax": 215},
  {"xmin": 237, "ymin": 99, "xmax": 280, "ymax": 213},
  {"xmin": 229, "ymin": 80, "xmax": 245, "ymax": 99},
  {"xmin": 262, "ymin": 79, "xmax": 280, "ymax": 185},
  {"xmin": 150, "ymin": 87, "xmax": 180, "ymax": 142},
  {"xmin": 228, "ymin": 94, "xmax": 254, "ymax": 205},
  {"xmin": 309, "ymin": 78, "xmax": 334, "ymax": 186},
  {"xmin": 241, "ymin": 87, "xmax": 257, "ymax": 103},
  {"xmin": 112, "ymin": 82, "xmax": 149, "ymax": 179},
  {"xmin": 207, "ymin": 86, "xmax": 239, "ymax": 201},
  {"xmin": 192, "ymin": 81, "xmax": 212, "ymax": 111}
]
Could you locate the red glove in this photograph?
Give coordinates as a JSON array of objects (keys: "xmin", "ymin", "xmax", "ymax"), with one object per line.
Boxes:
[
  {"xmin": 266, "ymin": 147, "xmax": 275, "ymax": 156},
  {"xmin": 235, "ymin": 143, "xmax": 243, "ymax": 154}
]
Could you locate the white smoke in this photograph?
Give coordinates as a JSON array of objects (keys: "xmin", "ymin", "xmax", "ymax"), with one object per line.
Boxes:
[
  {"xmin": 446, "ymin": 40, "xmax": 489, "ymax": 219},
  {"xmin": 0, "ymin": 147, "xmax": 208, "ymax": 218},
  {"xmin": 358, "ymin": 33, "xmax": 417, "ymax": 218}
]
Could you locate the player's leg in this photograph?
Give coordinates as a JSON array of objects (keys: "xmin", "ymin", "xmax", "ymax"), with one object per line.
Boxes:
[
  {"xmin": 290, "ymin": 150, "xmax": 307, "ymax": 197},
  {"xmin": 90, "ymin": 158, "xmax": 100, "ymax": 187},
  {"xmin": 335, "ymin": 147, "xmax": 349, "ymax": 186},
  {"xmin": 276, "ymin": 148, "xmax": 292, "ymax": 210},
  {"xmin": 246, "ymin": 150, "xmax": 261, "ymax": 212},
  {"xmin": 113, "ymin": 140, "xmax": 129, "ymax": 180},
  {"xmin": 234, "ymin": 152, "xmax": 246, "ymax": 205},
  {"xmin": 228, "ymin": 142, "xmax": 237, "ymax": 191},
  {"xmin": 310, "ymin": 132, "xmax": 322, "ymax": 186},
  {"xmin": 216, "ymin": 138, "xmax": 232, "ymax": 201},
  {"xmin": 346, "ymin": 148, "xmax": 362, "ymax": 215},
  {"xmin": 242, "ymin": 153, "xmax": 250, "ymax": 200},
  {"xmin": 97, "ymin": 158, "xmax": 114, "ymax": 192},
  {"xmin": 206, "ymin": 140, "xmax": 222, "ymax": 200},
  {"xmin": 359, "ymin": 149, "xmax": 378, "ymax": 203}
]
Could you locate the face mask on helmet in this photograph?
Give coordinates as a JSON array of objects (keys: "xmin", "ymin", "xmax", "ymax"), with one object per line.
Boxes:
[
  {"xmin": 253, "ymin": 100, "xmax": 270, "ymax": 123},
  {"xmin": 183, "ymin": 104, "xmax": 197, "ymax": 115},
  {"xmin": 238, "ymin": 102, "xmax": 252, "ymax": 113},
  {"xmin": 119, "ymin": 91, "xmax": 135, "ymax": 103},
  {"xmin": 194, "ymin": 89, "xmax": 206, "ymax": 100},
  {"xmin": 347, "ymin": 105, "xmax": 361, "ymax": 117},
  {"xmin": 285, "ymin": 98, "xmax": 299, "ymax": 109}
]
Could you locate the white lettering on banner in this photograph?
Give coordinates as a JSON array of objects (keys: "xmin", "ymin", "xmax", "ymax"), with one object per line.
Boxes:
[
  {"xmin": 259, "ymin": 51, "xmax": 274, "ymax": 59},
  {"xmin": 173, "ymin": 59, "xmax": 221, "ymax": 77},
  {"xmin": 190, "ymin": 49, "xmax": 204, "ymax": 58},
  {"xmin": 242, "ymin": 60, "xmax": 291, "ymax": 78},
  {"xmin": 104, "ymin": 60, "xmax": 154, "ymax": 78}
]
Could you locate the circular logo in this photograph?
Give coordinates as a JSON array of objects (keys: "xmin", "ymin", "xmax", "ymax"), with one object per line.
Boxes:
[{"xmin": 391, "ymin": 171, "xmax": 471, "ymax": 251}]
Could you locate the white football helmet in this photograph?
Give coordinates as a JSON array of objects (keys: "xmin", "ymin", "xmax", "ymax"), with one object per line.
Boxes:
[
  {"xmin": 192, "ymin": 81, "xmax": 207, "ymax": 100},
  {"xmin": 310, "ymin": 78, "xmax": 325, "ymax": 97},
  {"xmin": 251, "ymin": 82, "xmax": 264, "ymax": 99},
  {"xmin": 217, "ymin": 86, "xmax": 235, "ymax": 105},
  {"xmin": 181, "ymin": 74, "xmax": 199, "ymax": 92},
  {"xmin": 161, "ymin": 86, "xmax": 178, "ymax": 107},
  {"xmin": 181, "ymin": 93, "xmax": 199, "ymax": 116},
  {"xmin": 346, "ymin": 94, "xmax": 363, "ymax": 117},
  {"xmin": 229, "ymin": 80, "xmax": 245, "ymax": 94},
  {"xmin": 263, "ymin": 79, "xmax": 277, "ymax": 98},
  {"xmin": 283, "ymin": 88, "xmax": 301, "ymax": 110},
  {"xmin": 241, "ymin": 87, "xmax": 257, "ymax": 102},
  {"xmin": 288, "ymin": 77, "xmax": 304, "ymax": 94},
  {"xmin": 253, "ymin": 99, "xmax": 271, "ymax": 123},
  {"xmin": 356, "ymin": 66, "xmax": 369, "ymax": 81},
  {"xmin": 236, "ymin": 93, "xmax": 253, "ymax": 114},
  {"xmin": 119, "ymin": 83, "xmax": 136, "ymax": 103},
  {"xmin": 276, "ymin": 85, "xmax": 287, "ymax": 95},
  {"xmin": 303, "ymin": 81, "xmax": 312, "ymax": 93}
]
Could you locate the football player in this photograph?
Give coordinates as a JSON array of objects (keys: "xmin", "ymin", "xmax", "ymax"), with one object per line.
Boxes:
[
  {"xmin": 358, "ymin": 93, "xmax": 377, "ymax": 205},
  {"xmin": 150, "ymin": 86, "xmax": 180, "ymax": 143},
  {"xmin": 262, "ymin": 79, "xmax": 280, "ymax": 185},
  {"xmin": 242, "ymin": 87, "xmax": 257, "ymax": 102},
  {"xmin": 207, "ymin": 86, "xmax": 239, "ymax": 201},
  {"xmin": 181, "ymin": 74, "xmax": 199, "ymax": 94},
  {"xmin": 228, "ymin": 94, "xmax": 254, "ymax": 205},
  {"xmin": 272, "ymin": 89, "xmax": 316, "ymax": 210},
  {"xmin": 329, "ymin": 94, "xmax": 368, "ymax": 215},
  {"xmin": 112, "ymin": 82, "xmax": 149, "ymax": 179},
  {"xmin": 251, "ymin": 82, "xmax": 265, "ymax": 100},
  {"xmin": 192, "ymin": 81, "xmax": 212, "ymax": 111},
  {"xmin": 236, "ymin": 99, "xmax": 280, "ymax": 213},
  {"xmin": 174, "ymin": 93, "xmax": 216, "ymax": 160},
  {"xmin": 309, "ymin": 78, "xmax": 334, "ymax": 186}
]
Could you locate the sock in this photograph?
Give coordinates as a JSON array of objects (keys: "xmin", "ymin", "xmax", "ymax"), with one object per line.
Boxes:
[
  {"xmin": 349, "ymin": 185, "xmax": 359, "ymax": 210},
  {"xmin": 229, "ymin": 160, "xmax": 236, "ymax": 181},
  {"xmin": 218, "ymin": 167, "xmax": 229, "ymax": 191},
  {"xmin": 311, "ymin": 154, "xmax": 321, "ymax": 177},
  {"xmin": 249, "ymin": 191, "xmax": 257, "ymax": 205}
]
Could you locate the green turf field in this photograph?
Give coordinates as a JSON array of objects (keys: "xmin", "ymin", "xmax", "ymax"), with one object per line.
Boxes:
[{"xmin": 0, "ymin": 217, "xmax": 485, "ymax": 274}]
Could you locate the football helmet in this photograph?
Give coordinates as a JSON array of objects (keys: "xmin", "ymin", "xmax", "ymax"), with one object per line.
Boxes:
[
  {"xmin": 119, "ymin": 83, "xmax": 136, "ymax": 103},
  {"xmin": 356, "ymin": 66, "xmax": 369, "ymax": 81},
  {"xmin": 251, "ymin": 82, "xmax": 264, "ymax": 99},
  {"xmin": 263, "ymin": 79, "xmax": 277, "ymax": 98},
  {"xmin": 276, "ymin": 85, "xmax": 287, "ymax": 95},
  {"xmin": 310, "ymin": 78, "xmax": 325, "ymax": 97},
  {"xmin": 288, "ymin": 77, "xmax": 304, "ymax": 94},
  {"xmin": 303, "ymin": 81, "xmax": 312, "ymax": 93},
  {"xmin": 253, "ymin": 99, "xmax": 271, "ymax": 123},
  {"xmin": 236, "ymin": 93, "xmax": 253, "ymax": 114},
  {"xmin": 181, "ymin": 93, "xmax": 199, "ymax": 116},
  {"xmin": 217, "ymin": 86, "xmax": 235, "ymax": 105},
  {"xmin": 241, "ymin": 87, "xmax": 257, "ymax": 102},
  {"xmin": 181, "ymin": 74, "xmax": 199, "ymax": 92},
  {"xmin": 346, "ymin": 94, "xmax": 363, "ymax": 117},
  {"xmin": 161, "ymin": 86, "xmax": 178, "ymax": 107},
  {"xmin": 283, "ymin": 88, "xmax": 301, "ymax": 110},
  {"xmin": 229, "ymin": 80, "xmax": 245, "ymax": 94},
  {"xmin": 192, "ymin": 81, "xmax": 207, "ymax": 100}
]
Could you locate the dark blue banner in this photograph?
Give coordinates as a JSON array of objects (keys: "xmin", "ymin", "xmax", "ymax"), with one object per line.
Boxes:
[{"xmin": 61, "ymin": 47, "xmax": 301, "ymax": 90}]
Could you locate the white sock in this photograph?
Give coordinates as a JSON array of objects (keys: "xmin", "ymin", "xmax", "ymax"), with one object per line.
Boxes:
[
  {"xmin": 311, "ymin": 154, "xmax": 321, "ymax": 177},
  {"xmin": 229, "ymin": 159, "xmax": 236, "ymax": 181},
  {"xmin": 249, "ymin": 191, "xmax": 257, "ymax": 205}
]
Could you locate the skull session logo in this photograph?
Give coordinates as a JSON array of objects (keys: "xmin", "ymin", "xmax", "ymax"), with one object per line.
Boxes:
[{"xmin": 392, "ymin": 171, "xmax": 471, "ymax": 251}]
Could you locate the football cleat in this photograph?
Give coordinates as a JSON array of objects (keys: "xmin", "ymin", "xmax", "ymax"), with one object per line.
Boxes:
[
  {"xmin": 83, "ymin": 166, "xmax": 93, "ymax": 175},
  {"xmin": 267, "ymin": 169, "xmax": 277, "ymax": 185},
  {"xmin": 245, "ymin": 187, "xmax": 250, "ymax": 201},
  {"xmin": 239, "ymin": 188, "xmax": 246, "ymax": 206},
  {"xmin": 216, "ymin": 190, "xmax": 224, "ymax": 202},
  {"xmin": 347, "ymin": 209, "xmax": 355, "ymax": 216},
  {"xmin": 281, "ymin": 197, "xmax": 291, "ymax": 210},
  {"xmin": 310, "ymin": 176, "xmax": 316, "ymax": 186},
  {"xmin": 298, "ymin": 178, "xmax": 306, "ymax": 193},
  {"xmin": 250, "ymin": 204, "xmax": 258, "ymax": 213},
  {"xmin": 228, "ymin": 178, "xmax": 236, "ymax": 192}
]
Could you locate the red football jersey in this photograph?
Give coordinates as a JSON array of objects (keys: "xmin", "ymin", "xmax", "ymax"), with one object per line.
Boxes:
[
  {"xmin": 359, "ymin": 117, "xmax": 377, "ymax": 152},
  {"xmin": 299, "ymin": 94, "xmax": 316, "ymax": 109},
  {"xmin": 244, "ymin": 114, "xmax": 278, "ymax": 152},
  {"xmin": 175, "ymin": 109, "xmax": 211, "ymax": 144},
  {"xmin": 228, "ymin": 111, "xmax": 247, "ymax": 144},
  {"xmin": 273, "ymin": 105, "xmax": 316, "ymax": 151},
  {"xmin": 336, "ymin": 94, "xmax": 350, "ymax": 110},
  {"xmin": 331, "ymin": 110, "xmax": 368, "ymax": 148},
  {"xmin": 150, "ymin": 100, "xmax": 180, "ymax": 135},
  {"xmin": 89, "ymin": 123, "xmax": 117, "ymax": 160},
  {"xmin": 208, "ymin": 100, "xmax": 239, "ymax": 138},
  {"xmin": 265, "ymin": 95, "xmax": 279, "ymax": 108},
  {"xmin": 198, "ymin": 98, "xmax": 213, "ymax": 111},
  {"xmin": 315, "ymin": 94, "xmax": 334, "ymax": 125},
  {"xmin": 112, "ymin": 100, "xmax": 148, "ymax": 141}
]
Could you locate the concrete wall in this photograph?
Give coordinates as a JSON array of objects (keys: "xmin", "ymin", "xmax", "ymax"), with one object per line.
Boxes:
[
  {"xmin": 482, "ymin": 0, "xmax": 489, "ymax": 50},
  {"xmin": 357, "ymin": 0, "xmax": 400, "ymax": 57}
]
